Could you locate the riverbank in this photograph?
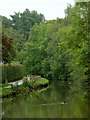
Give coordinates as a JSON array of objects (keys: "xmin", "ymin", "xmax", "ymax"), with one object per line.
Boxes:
[{"xmin": 0, "ymin": 76, "xmax": 49, "ymax": 98}]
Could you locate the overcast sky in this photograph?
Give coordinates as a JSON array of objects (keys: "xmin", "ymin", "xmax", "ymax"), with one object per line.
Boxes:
[{"xmin": 0, "ymin": 0, "xmax": 75, "ymax": 20}]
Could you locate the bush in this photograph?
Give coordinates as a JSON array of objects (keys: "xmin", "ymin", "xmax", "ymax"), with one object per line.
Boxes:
[{"xmin": 2, "ymin": 64, "xmax": 24, "ymax": 83}]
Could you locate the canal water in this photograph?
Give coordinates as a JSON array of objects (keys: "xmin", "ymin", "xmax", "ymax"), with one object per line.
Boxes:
[{"xmin": 2, "ymin": 81, "xmax": 88, "ymax": 118}]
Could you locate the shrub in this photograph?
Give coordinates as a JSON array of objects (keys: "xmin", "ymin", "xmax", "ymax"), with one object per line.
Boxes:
[{"xmin": 2, "ymin": 64, "xmax": 24, "ymax": 83}]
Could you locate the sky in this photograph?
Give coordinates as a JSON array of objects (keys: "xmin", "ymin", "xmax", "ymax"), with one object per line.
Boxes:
[{"xmin": 0, "ymin": 0, "xmax": 75, "ymax": 20}]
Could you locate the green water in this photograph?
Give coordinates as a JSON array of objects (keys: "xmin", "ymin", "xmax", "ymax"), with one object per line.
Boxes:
[{"xmin": 2, "ymin": 81, "xmax": 88, "ymax": 118}]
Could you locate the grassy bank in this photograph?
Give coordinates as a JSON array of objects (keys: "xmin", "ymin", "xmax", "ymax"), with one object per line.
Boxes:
[
  {"xmin": 0, "ymin": 76, "xmax": 49, "ymax": 98},
  {"xmin": 31, "ymin": 78, "xmax": 49, "ymax": 88},
  {"xmin": 0, "ymin": 83, "xmax": 11, "ymax": 87}
]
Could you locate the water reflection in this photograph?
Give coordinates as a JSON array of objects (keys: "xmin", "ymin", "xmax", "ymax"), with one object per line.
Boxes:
[{"xmin": 2, "ymin": 81, "xmax": 88, "ymax": 118}]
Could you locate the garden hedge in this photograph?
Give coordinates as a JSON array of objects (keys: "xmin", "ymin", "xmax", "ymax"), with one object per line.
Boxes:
[{"xmin": 2, "ymin": 64, "xmax": 24, "ymax": 83}]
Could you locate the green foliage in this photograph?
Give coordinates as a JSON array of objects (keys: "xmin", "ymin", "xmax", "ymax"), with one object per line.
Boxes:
[
  {"xmin": 2, "ymin": 9, "xmax": 45, "ymax": 64},
  {"xmin": 10, "ymin": 9, "xmax": 45, "ymax": 39},
  {"xmin": 32, "ymin": 78, "xmax": 49, "ymax": 88},
  {"xmin": 23, "ymin": 2, "xmax": 88, "ymax": 94},
  {"xmin": 1, "ymin": 76, "xmax": 49, "ymax": 97},
  {"xmin": 24, "ymin": 21, "xmax": 70, "ymax": 81},
  {"xmin": 2, "ymin": 64, "xmax": 24, "ymax": 83},
  {"xmin": 23, "ymin": 78, "xmax": 32, "ymax": 88},
  {"xmin": 1, "ymin": 2, "xmax": 88, "ymax": 96},
  {"xmin": 0, "ymin": 83, "xmax": 10, "ymax": 87},
  {"xmin": 1, "ymin": 16, "xmax": 12, "ymax": 28},
  {"xmin": 2, "ymin": 88, "xmax": 12, "ymax": 97},
  {"xmin": 3, "ymin": 27, "xmax": 26, "ymax": 52}
]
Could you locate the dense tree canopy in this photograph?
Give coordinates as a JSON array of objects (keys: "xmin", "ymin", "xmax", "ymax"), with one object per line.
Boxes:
[
  {"xmin": 1, "ymin": 16, "xmax": 12, "ymax": 28},
  {"xmin": 10, "ymin": 9, "xmax": 45, "ymax": 39},
  {"xmin": 1, "ymin": 3, "xmax": 89, "ymax": 93},
  {"xmin": 23, "ymin": 2, "xmax": 88, "ymax": 92}
]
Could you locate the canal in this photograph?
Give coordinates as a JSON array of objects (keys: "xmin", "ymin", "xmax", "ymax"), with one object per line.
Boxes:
[{"xmin": 2, "ymin": 81, "xmax": 88, "ymax": 118}]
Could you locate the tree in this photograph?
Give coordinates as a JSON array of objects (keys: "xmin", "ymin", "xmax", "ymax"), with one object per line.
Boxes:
[
  {"xmin": 1, "ymin": 16, "xmax": 12, "ymax": 28},
  {"xmin": 2, "ymin": 26, "xmax": 26, "ymax": 52},
  {"xmin": 10, "ymin": 9, "xmax": 45, "ymax": 39},
  {"xmin": 65, "ymin": 4, "xmax": 72, "ymax": 18},
  {"xmin": 2, "ymin": 33, "xmax": 16, "ymax": 64}
]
